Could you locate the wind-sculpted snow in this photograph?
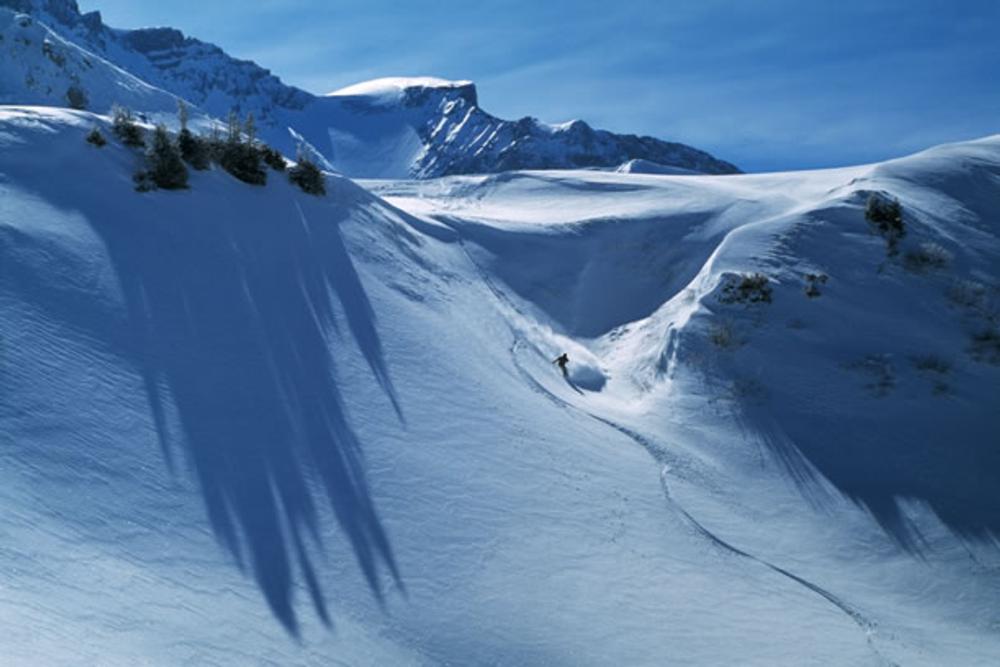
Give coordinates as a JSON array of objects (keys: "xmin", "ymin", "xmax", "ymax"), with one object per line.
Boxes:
[
  {"xmin": 1, "ymin": 108, "xmax": 407, "ymax": 636},
  {"xmin": 3, "ymin": 108, "xmax": 1000, "ymax": 664}
]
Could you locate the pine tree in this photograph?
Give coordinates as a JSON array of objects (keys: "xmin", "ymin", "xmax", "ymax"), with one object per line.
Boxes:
[
  {"xmin": 177, "ymin": 99, "xmax": 189, "ymax": 131},
  {"xmin": 112, "ymin": 105, "xmax": 144, "ymax": 147},
  {"xmin": 288, "ymin": 155, "xmax": 326, "ymax": 195},
  {"xmin": 244, "ymin": 112, "xmax": 256, "ymax": 146},
  {"xmin": 259, "ymin": 144, "xmax": 286, "ymax": 171},
  {"xmin": 865, "ymin": 193, "xmax": 905, "ymax": 256},
  {"xmin": 217, "ymin": 109, "xmax": 266, "ymax": 185},
  {"xmin": 85, "ymin": 127, "xmax": 107, "ymax": 147},
  {"xmin": 148, "ymin": 125, "xmax": 189, "ymax": 190},
  {"xmin": 176, "ymin": 100, "xmax": 210, "ymax": 170}
]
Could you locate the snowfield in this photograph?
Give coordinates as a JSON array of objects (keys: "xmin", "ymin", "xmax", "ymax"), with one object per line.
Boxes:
[{"xmin": 1, "ymin": 107, "xmax": 999, "ymax": 666}]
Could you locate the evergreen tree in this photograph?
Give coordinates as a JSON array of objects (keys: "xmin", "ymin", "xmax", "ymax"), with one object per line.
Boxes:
[
  {"xmin": 148, "ymin": 125, "xmax": 189, "ymax": 190},
  {"xmin": 174, "ymin": 101, "xmax": 209, "ymax": 170},
  {"xmin": 85, "ymin": 127, "xmax": 107, "ymax": 147},
  {"xmin": 217, "ymin": 110, "xmax": 266, "ymax": 185},
  {"xmin": 288, "ymin": 155, "xmax": 326, "ymax": 195},
  {"xmin": 244, "ymin": 112, "xmax": 256, "ymax": 145},
  {"xmin": 865, "ymin": 193, "xmax": 905, "ymax": 255},
  {"xmin": 259, "ymin": 144, "xmax": 287, "ymax": 171},
  {"xmin": 112, "ymin": 105, "xmax": 144, "ymax": 147},
  {"xmin": 177, "ymin": 99, "xmax": 189, "ymax": 131}
]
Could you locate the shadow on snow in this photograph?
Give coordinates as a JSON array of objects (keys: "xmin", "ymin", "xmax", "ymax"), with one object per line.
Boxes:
[{"xmin": 5, "ymin": 182, "xmax": 408, "ymax": 635}]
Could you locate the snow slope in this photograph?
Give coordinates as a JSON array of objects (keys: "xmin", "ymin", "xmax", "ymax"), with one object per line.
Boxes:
[
  {"xmin": 2, "ymin": 107, "xmax": 999, "ymax": 665},
  {"xmin": 0, "ymin": 0, "xmax": 740, "ymax": 178},
  {"xmin": 0, "ymin": 9, "xmax": 180, "ymax": 116}
]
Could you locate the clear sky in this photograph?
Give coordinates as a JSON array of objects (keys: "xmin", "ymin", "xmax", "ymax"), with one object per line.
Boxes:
[{"xmin": 78, "ymin": 0, "xmax": 1000, "ymax": 172}]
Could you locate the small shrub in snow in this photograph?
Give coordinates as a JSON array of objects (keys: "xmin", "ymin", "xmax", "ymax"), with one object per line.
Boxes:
[
  {"xmin": 85, "ymin": 127, "xmax": 106, "ymax": 147},
  {"xmin": 864, "ymin": 193, "xmax": 905, "ymax": 255},
  {"xmin": 845, "ymin": 354, "xmax": 895, "ymax": 397},
  {"xmin": 288, "ymin": 156, "xmax": 326, "ymax": 196},
  {"xmin": 947, "ymin": 279, "xmax": 987, "ymax": 310},
  {"xmin": 133, "ymin": 170, "xmax": 155, "ymax": 192},
  {"xmin": 910, "ymin": 355, "xmax": 951, "ymax": 395},
  {"xmin": 709, "ymin": 319, "xmax": 743, "ymax": 348},
  {"xmin": 112, "ymin": 105, "xmax": 144, "ymax": 147},
  {"xmin": 969, "ymin": 327, "xmax": 1000, "ymax": 365},
  {"xmin": 718, "ymin": 272, "xmax": 772, "ymax": 305},
  {"xmin": 910, "ymin": 354, "xmax": 951, "ymax": 374},
  {"xmin": 259, "ymin": 144, "xmax": 286, "ymax": 171},
  {"xmin": 903, "ymin": 241, "xmax": 953, "ymax": 274},
  {"xmin": 65, "ymin": 84, "xmax": 87, "ymax": 110},
  {"xmin": 147, "ymin": 125, "xmax": 188, "ymax": 190},
  {"xmin": 804, "ymin": 272, "xmax": 828, "ymax": 298}
]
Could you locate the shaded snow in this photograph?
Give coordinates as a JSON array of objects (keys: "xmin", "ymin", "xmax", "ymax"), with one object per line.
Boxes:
[{"xmin": 2, "ymin": 107, "xmax": 999, "ymax": 665}]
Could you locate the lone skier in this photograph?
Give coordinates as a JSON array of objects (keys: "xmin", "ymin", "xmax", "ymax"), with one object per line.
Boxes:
[{"xmin": 553, "ymin": 353, "xmax": 569, "ymax": 377}]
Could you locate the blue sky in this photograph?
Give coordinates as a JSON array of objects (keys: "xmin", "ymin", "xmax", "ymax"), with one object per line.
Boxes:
[{"xmin": 79, "ymin": 0, "xmax": 1000, "ymax": 172}]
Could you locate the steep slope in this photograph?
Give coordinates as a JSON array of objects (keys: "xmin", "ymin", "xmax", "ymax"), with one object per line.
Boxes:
[
  {"xmin": 0, "ymin": 0, "xmax": 739, "ymax": 177},
  {"xmin": 0, "ymin": 9, "xmax": 180, "ymax": 116},
  {"xmin": 3, "ymin": 107, "xmax": 999, "ymax": 666},
  {"xmin": 0, "ymin": 0, "xmax": 311, "ymax": 123}
]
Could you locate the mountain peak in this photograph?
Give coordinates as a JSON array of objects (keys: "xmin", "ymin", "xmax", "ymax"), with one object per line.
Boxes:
[{"xmin": 327, "ymin": 77, "xmax": 478, "ymax": 108}]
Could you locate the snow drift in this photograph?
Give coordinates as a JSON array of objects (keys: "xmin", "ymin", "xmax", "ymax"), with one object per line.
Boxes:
[{"xmin": 2, "ymin": 106, "xmax": 999, "ymax": 665}]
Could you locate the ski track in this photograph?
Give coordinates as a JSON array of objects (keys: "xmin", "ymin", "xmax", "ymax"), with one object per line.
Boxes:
[
  {"xmin": 449, "ymin": 229, "xmax": 898, "ymax": 666},
  {"xmin": 509, "ymin": 338, "xmax": 898, "ymax": 667}
]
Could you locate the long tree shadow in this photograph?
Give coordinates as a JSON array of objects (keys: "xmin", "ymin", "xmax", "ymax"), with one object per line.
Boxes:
[{"xmin": 6, "ymin": 180, "xmax": 407, "ymax": 634}]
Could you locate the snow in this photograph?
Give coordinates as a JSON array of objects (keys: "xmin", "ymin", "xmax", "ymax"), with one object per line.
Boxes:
[
  {"xmin": 2, "ymin": 107, "xmax": 1000, "ymax": 666},
  {"xmin": 0, "ymin": 2, "xmax": 739, "ymax": 179},
  {"xmin": 327, "ymin": 77, "xmax": 476, "ymax": 101}
]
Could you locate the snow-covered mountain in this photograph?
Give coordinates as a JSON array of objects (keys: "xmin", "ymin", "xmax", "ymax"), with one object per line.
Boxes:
[
  {"xmin": 0, "ymin": 9, "xmax": 181, "ymax": 116},
  {"xmin": 0, "ymin": 0, "xmax": 739, "ymax": 177},
  {"xmin": 2, "ymin": 106, "xmax": 998, "ymax": 664}
]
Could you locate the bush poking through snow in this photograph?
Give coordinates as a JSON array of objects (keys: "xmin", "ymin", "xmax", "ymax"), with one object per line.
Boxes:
[
  {"xmin": 969, "ymin": 327, "xmax": 1000, "ymax": 365},
  {"xmin": 947, "ymin": 279, "xmax": 989, "ymax": 311},
  {"xmin": 910, "ymin": 354, "xmax": 951, "ymax": 395},
  {"xmin": 112, "ymin": 105, "xmax": 144, "ymax": 147},
  {"xmin": 147, "ymin": 125, "xmax": 188, "ymax": 190},
  {"xmin": 85, "ymin": 127, "xmax": 106, "ymax": 147},
  {"xmin": 804, "ymin": 272, "xmax": 828, "ymax": 298},
  {"xmin": 903, "ymin": 242, "xmax": 953, "ymax": 274},
  {"xmin": 718, "ymin": 272, "xmax": 772, "ymax": 304},
  {"xmin": 65, "ymin": 84, "xmax": 87, "ymax": 110},
  {"xmin": 845, "ymin": 354, "xmax": 895, "ymax": 397},
  {"xmin": 132, "ymin": 170, "xmax": 155, "ymax": 192},
  {"xmin": 288, "ymin": 156, "xmax": 326, "ymax": 196},
  {"xmin": 709, "ymin": 319, "xmax": 743, "ymax": 348},
  {"xmin": 865, "ymin": 193, "xmax": 905, "ymax": 255},
  {"xmin": 260, "ymin": 145, "xmax": 286, "ymax": 171}
]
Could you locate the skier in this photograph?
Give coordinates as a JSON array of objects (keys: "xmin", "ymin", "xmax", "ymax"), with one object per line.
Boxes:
[{"xmin": 553, "ymin": 353, "xmax": 569, "ymax": 377}]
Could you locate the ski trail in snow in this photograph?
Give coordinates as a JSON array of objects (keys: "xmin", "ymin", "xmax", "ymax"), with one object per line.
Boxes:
[
  {"xmin": 451, "ymin": 226, "xmax": 895, "ymax": 665},
  {"xmin": 508, "ymin": 341, "xmax": 898, "ymax": 667}
]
